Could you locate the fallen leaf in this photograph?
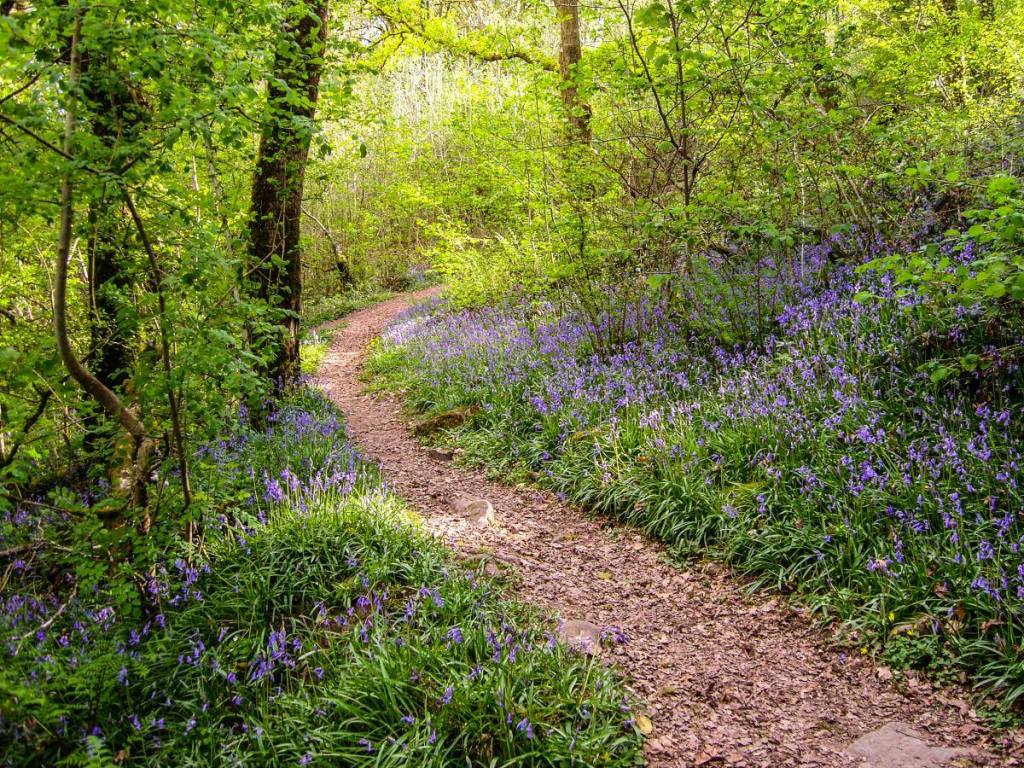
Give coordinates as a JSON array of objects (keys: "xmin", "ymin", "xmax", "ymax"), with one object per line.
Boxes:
[
  {"xmin": 597, "ymin": 571, "xmax": 612, "ymax": 580},
  {"xmin": 635, "ymin": 714, "xmax": 654, "ymax": 735},
  {"xmin": 694, "ymin": 750, "xmax": 723, "ymax": 766}
]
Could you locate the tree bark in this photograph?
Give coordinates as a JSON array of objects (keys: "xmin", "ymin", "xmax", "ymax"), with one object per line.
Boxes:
[
  {"xmin": 80, "ymin": 49, "xmax": 147, "ymax": 456},
  {"xmin": 53, "ymin": 13, "xmax": 155, "ymax": 512},
  {"xmin": 249, "ymin": 0, "xmax": 329, "ymax": 388},
  {"xmin": 553, "ymin": 0, "xmax": 591, "ymax": 144}
]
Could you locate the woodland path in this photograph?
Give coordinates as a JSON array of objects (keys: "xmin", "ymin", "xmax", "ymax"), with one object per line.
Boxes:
[{"xmin": 316, "ymin": 289, "xmax": 1011, "ymax": 768}]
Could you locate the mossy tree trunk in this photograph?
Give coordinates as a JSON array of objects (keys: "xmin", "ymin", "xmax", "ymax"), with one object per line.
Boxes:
[
  {"xmin": 249, "ymin": 0, "xmax": 329, "ymax": 389},
  {"xmin": 554, "ymin": 0, "xmax": 590, "ymax": 144}
]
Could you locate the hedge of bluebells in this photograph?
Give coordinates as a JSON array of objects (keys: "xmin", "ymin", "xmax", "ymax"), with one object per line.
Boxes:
[
  {"xmin": 370, "ymin": 243, "xmax": 1024, "ymax": 702},
  {"xmin": 1, "ymin": 390, "xmax": 643, "ymax": 766}
]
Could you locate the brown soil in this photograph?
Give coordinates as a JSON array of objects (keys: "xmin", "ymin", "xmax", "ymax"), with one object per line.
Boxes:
[{"xmin": 316, "ymin": 289, "xmax": 1021, "ymax": 768}]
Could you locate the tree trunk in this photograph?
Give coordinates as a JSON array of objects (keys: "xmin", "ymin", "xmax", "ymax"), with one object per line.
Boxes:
[
  {"xmin": 249, "ymin": 0, "xmax": 329, "ymax": 388},
  {"xmin": 53, "ymin": 12, "xmax": 155, "ymax": 515},
  {"xmin": 553, "ymin": 0, "xmax": 590, "ymax": 144},
  {"xmin": 80, "ymin": 50, "xmax": 146, "ymax": 454},
  {"xmin": 87, "ymin": 203, "xmax": 133, "ymax": 393}
]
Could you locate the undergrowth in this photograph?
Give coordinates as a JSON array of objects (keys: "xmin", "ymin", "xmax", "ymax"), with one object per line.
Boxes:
[
  {"xmin": 368, "ymin": 250, "xmax": 1024, "ymax": 709},
  {"xmin": 303, "ymin": 288, "xmax": 394, "ymax": 329},
  {"xmin": 1, "ymin": 391, "xmax": 643, "ymax": 766}
]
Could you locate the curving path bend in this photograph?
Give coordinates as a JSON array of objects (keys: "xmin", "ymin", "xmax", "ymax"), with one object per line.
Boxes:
[{"xmin": 316, "ymin": 289, "xmax": 1016, "ymax": 768}]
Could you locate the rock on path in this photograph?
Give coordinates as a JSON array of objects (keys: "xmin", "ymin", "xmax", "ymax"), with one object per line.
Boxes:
[
  {"xmin": 316, "ymin": 288, "xmax": 1009, "ymax": 768},
  {"xmin": 846, "ymin": 722, "xmax": 968, "ymax": 768}
]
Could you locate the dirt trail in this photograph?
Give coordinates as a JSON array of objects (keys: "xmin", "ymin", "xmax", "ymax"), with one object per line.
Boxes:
[{"xmin": 317, "ymin": 289, "xmax": 1012, "ymax": 768}]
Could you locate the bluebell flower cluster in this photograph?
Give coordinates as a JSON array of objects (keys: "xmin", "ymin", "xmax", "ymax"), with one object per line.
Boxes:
[
  {"xmin": 1, "ymin": 390, "xmax": 642, "ymax": 765},
  {"xmin": 379, "ymin": 237, "xmax": 1024, "ymax": 696}
]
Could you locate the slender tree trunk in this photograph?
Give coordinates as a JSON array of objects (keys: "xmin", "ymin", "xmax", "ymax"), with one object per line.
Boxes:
[
  {"xmin": 80, "ymin": 51, "xmax": 145, "ymax": 455},
  {"xmin": 553, "ymin": 0, "xmax": 591, "ymax": 144},
  {"xmin": 301, "ymin": 204, "xmax": 355, "ymax": 289},
  {"xmin": 121, "ymin": 191, "xmax": 191, "ymax": 511},
  {"xmin": 53, "ymin": 13, "xmax": 155, "ymax": 514},
  {"xmin": 249, "ymin": 0, "xmax": 329, "ymax": 388}
]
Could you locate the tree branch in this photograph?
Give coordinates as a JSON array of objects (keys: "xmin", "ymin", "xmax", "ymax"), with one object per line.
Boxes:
[
  {"xmin": 301, "ymin": 204, "xmax": 354, "ymax": 287},
  {"xmin": 0, "ymin": 387, "xmax": 52, "ymax": 470}
]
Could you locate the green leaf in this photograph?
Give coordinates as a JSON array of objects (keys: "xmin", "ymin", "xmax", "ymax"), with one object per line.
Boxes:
[
  {"xmin": 636, "ymin": 2, "xmax": 671, "ymax": 28},
  {"xmin": 987, "ymin": 174, "xmax": 1020, "ymax": 196},
  {"xmin": 647, "ymin": 273, "xmax": 672, "ymax": 291},
  {"xmin": 984, "ymin": 282, "xmax": 1007, "ymax": 299},
  {"xmin": 0, "ymin": 347, "xmax": 19, "ymax": 369}
]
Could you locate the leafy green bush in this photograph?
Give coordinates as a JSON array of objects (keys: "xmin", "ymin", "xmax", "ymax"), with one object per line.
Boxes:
[{"xmin": 862, "ymin": 174, "xmax": 1024, "ymax": 316}]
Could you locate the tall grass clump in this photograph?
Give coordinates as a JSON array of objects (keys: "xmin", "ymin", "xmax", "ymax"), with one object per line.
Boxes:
[{"xmin": 1, "ymin": 391, "xmax": 643, "ymax": 766}]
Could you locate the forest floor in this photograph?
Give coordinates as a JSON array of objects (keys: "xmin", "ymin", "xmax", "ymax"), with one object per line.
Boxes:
[{"xmin": 316, "ymin": 289, "xmax": 1018, "ymax": 768}]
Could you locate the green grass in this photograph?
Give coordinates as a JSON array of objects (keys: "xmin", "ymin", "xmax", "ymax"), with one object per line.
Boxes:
[
  {"xmin": 303, "ymin": 287, "xmax": 393, "ymax": 328},
  {"xmin": 1, "ymin": 392, "xmax": 644, "ymax": 767},
  {"xmin": 365, "ymin": 293, "xmax": 1024, "ymax": 714},
  {"xmin": 300, "ymin": 331, "xmax": 329, "ymax": 374}
]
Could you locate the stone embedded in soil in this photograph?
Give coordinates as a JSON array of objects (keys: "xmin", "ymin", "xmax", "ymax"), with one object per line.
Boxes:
[
  {"xmin": 452, "ymin": 494, "xmax": 495, "ymax": 526},
  {"xmin": 558, "ymin": 619, "xmax": 603, "ymax": 655},
  {"xmin": 426, "ymin": 446, "xmax": 455, "ymax": 461},
  {"xmin": 413, "ymin": 406, "xmax": 478, "ymax": 436},
  {"xmin": 846, "ymin": 722, "xmax": 966, "ymax": 768}
]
